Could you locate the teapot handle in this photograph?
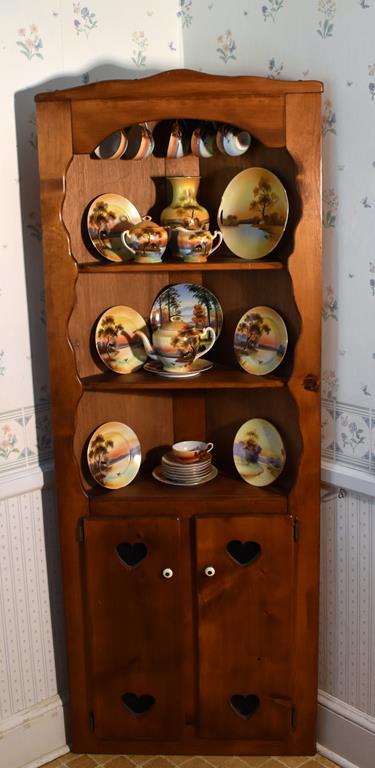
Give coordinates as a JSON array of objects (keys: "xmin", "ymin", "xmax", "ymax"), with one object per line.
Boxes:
[
  {"xmin": 195, "ymin": 327, "xmax": 216, "ymax": 360},
  {"xmin": 120, "ymin": 230, "xmax": 136, "ymax": 255},
  {"xmin": 210, "ymin": 230, "xmax": 223, "ymax": 254}
]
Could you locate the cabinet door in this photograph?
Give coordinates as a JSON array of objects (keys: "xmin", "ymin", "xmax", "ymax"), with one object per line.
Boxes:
[
  {"xmin": 83, "ymin": 516, "xmax": 182, "ymax": 740},
  {"xmin": 196, "ymin": 515, "xmax": 294, "ymax": 740}
]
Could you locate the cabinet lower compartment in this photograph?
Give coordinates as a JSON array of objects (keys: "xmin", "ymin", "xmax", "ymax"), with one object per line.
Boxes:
[{"xmin": 83, "ymin": 514, "xmax": 295, "ymax": 745}]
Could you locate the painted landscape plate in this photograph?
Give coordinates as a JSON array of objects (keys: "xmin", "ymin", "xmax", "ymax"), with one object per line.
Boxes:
[
  {"xmin": 217, "ymin": 167, "xmax": 289, "ymax": 260},
  {"xmin": 233, "ymin": 418, "xmax": 285, "ymax": 487},
  {"xmin": 234, "ymin": 306, "xmax": 288, "ymax": 375},
  {"xmin": 87, "ymin": 421, "xmax": 141, "ymax": 489},
  {"xmin": 87, "ymin": 193, "xmax": 142, "ymax": 262},
  {"xmin": 144, "ymin": 359, "xmax": 213, "ymax": 378},
  {"xmin": 95, "ymin": 305, "xmax": 149, "ymax": 374},
  {"xmin": 150, "ymin": 283, "xmax": 223, "ymax": 352}
]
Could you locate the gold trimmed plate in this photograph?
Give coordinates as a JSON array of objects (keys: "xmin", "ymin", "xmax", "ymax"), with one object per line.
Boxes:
[
  {"xmin": 233, "ymin": 418, "xmax": 285, "ymax": 487},
  {"xmin": 218, "ymin": 167, "xmax": 289, "ymax": 260},
  {"xmin": 87, "ymin": 193, "xmax": 142, "ymax": 262},
  {"xmin": 144, "ymin": 358, "xmax": 213, "ymax": 378},
  {"xmin": 150, "ymin": 282, "xmax": 223, "ymax": 351},
  {"xmin": 234, "ymin": 306, "xmax": 288, "ymax": 375},
  {"xmin": 87, "ymin": 421, "xmax": 141, "ymax": 489},
  {"xmin": 95, "ymin": 305, "xmax": 149, "ymax": 374},
  {"xmin": 152, "ymin": 465, "xmax": 218, "ymax": 486}
]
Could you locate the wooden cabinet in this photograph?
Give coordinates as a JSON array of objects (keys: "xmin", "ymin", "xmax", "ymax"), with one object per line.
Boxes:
[{"xmin": 35, "ymin": 70, "xmax": 322, "ymax": 756}]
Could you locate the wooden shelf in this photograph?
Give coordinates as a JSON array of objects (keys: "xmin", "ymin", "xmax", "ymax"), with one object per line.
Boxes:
[
  {"xmin": 89, "ymin": 471, "xmax": 288, "ymax": 511},
  {"xmin": 82, "ymin": 365, "xmax": 287, "ymax": 391},
  {"xmin": 77, "ymin": 257, "xmax": 284, "ymax": 273}
]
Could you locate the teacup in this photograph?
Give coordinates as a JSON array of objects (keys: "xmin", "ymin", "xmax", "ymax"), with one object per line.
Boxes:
[
  {"xmin": 94, "ymin": 129, "xmax": 128, "ymax": 159},
  {"xmin": 172, "ymin": 440, "xmax": 214, "ymax": 462},
  {"xmin": 216, "ymin": 124, "xmax": 251, "ymax": 156},
  {"xmin": 191, "ymin": 122, "xmax": 216, "ymax": 158},
  {"xmin": 167, "ymin": 119, "xmax": 190, "ymax": 158},
  {"xmin": 177, "ymin": 228, "xmax": 223, "ymax": 263},
  {"xmin": 121, "ymin": 217, "xmax": 170, "ymax": 263},
  {"xmin": 123, "ymin": 122, "xmax": 154, "ymax": 160}
]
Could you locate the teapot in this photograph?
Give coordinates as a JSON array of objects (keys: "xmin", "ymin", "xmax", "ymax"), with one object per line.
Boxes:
[
  {"xmin": 134, "ymin": 317, "xmax": 216, "ymax": 373},
  {"xmin": 121, "ymin": 217, "xmax": 170, "ymax": 263}
]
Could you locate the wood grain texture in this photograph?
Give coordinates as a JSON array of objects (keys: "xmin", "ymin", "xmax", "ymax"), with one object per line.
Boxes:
[{"xmin": 285, "ymin": 92, "xmax": 322, "ymax": 753}]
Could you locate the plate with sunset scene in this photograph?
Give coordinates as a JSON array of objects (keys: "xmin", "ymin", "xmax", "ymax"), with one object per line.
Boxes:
[
  {"xmin": 233, "ymin": 418, "xmax": 285, "ymax": 487},
  {"xmin": 87, "ymin": 421, "xmax": 141, "ymax": 489},
  {"xmin": 87, "ymin": 193, "xmax": 142, "ymax": 262},
  {"xmin": 95, "ymin": 305, "xmax": 149, "ymax": 374},
  {"xmin": 150, "ymin": 283, "xmax": 223, "ymax": 353},
  {"xmin": 234, "ymin": 306, "xmax": 287, "ymax": 375}
]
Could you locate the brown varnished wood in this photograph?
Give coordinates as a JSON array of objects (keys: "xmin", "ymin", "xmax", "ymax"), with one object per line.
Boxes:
[
  {"xmin": 36, "ymin": 71, "xmax": 322, "ymax": 755},
  {"xmin": 35, "ymin": 101, "xmax": 91, "ymax": 746},
  {"xmin": 35, "ymin": 69, "xmax": 323, "ymax": 102},
  {"xmin": 84, "ymin": 516, "xmax": 183, "ymax": 740},
  {"xmin": 285, "ymin": 93, "xmax": 322, "ymax": 753},
  {"xmin": 196, "ymin": 515, "xmax": 293, "ymax": 740}
]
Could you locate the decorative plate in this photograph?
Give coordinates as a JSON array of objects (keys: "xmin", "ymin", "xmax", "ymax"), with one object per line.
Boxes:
[
  {"xmin": 87, "ymin": 421, "xmax": 141, "ymax": 489},
  {"xmin": 233, "ymin": 418, "xmax": 285, "ymax": 487},
  {"xmin": 144, "ymin": 359, "xmax": 213, "ymax": 379},
  {"xmin": 150, "ymin": 283, "xmax": 223, "ymax": 352},
  {"xmin": 217, "ymin": 167, "xmax": 289, "ymax": 260},
  {"xmin": 87, "ymin": 193, "xmax": 142, "ymax": 262},
  {"xmin": 152, "ymin": 465, "xmax": 218, "ymax": 487},
  {"xmin": 95, "ymin": 305, "xmax": 149, "ymax": 374},
  {"xmin": 234, "ymin": 306, "xmax": 288, "ymax": 375}
]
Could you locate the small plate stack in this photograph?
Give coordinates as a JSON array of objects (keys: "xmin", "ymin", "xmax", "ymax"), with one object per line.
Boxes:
[{"xmin": 153, "ymin": 451, "xmax": 218, "ymax": 486}]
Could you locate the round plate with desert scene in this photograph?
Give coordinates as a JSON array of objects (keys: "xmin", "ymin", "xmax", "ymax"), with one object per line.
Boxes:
[
  {"xmin": 217, "ymin": 167, "xmax": 289, "ymax": 260},
  {"xmin": 233, "ymin": 418, "xmax": 285, "ymax": 487},
  {"xmin": 150, "ymin": 282, "xmax": 223, "ymax": 352},
  {"xmin": 234, "ymin": 306, "xmax": 288, "ymax": 375},
  {"xmin": 95, "ymin": 305, "xmax": 149, "ymax": 374},
  {"xmin": 87, "ymin": 193, "xmax": 142, "ymax": 262},
  {"xmin": 87, "ymin": 421, "xmax": 141, "ymax": 489}
]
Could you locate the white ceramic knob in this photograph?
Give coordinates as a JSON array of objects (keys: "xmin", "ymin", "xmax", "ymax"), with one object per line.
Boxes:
[
  {"xmin": 162, "ymin": 567, "xmax": 173, "ymax": 579},
  {"xmin": 204, "ymin": 566, "xmax": 216, "ymax": 577}
]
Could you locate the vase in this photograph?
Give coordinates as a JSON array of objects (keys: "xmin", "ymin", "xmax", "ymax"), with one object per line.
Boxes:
[{"xmin": 161, "ymin": 175, "xmax": 209, "ymax": 229}]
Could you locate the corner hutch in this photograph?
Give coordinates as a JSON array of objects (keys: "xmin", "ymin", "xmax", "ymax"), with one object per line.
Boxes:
[{"xmin": 36, "ymin": 70, "xmax": 322, "ymax": 755}]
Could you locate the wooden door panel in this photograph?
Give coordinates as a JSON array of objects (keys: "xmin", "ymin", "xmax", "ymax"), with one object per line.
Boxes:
[
  {"xmin": 196, "ymin": 515, "xmax": 294, "ymax": 740},
  {"xmin": 84, "ymin": 516, "xmax": 182, "ymax": 740}
]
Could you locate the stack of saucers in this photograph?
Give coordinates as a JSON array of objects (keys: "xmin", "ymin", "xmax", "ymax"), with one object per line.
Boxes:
[{"xmin": 152, "ymin": 450, "xmax": 218, "ymax": 487}]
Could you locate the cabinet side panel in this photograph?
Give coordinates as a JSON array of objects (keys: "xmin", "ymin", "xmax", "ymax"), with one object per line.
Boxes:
[
  {"xmin": 286, "ymin": 92, "xmax": 322, "ymax": 752},
  {"xmin": 36, "ymin": 101, "xmax": 90, "ymax": 746}
]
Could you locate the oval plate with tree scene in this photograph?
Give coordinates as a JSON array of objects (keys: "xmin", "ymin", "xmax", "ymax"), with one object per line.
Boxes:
[
  {"xmin": 87, "ymin": 421, "xmax": 141, "ymax": 489},
  {"xmin": 234, "ymin": 306, "xmax": 288, "ymax": 375},
  {"xmin": 150, "ymin": 283, "xmax": 223, "ymax": 353},
  {"xmin": 95, "ymin": 305, "xmax": 149, "ymax": 374},
  {"xmin": 87, "ymin": 193, "xmax": 142, "ymax": 262},
  {"xmin": 233, "ymin": 418, "xmax": 285, "ymax": 487},
  {"xmin": 217, "ymin": 167, "xmax": 289, "ymax": 260}
]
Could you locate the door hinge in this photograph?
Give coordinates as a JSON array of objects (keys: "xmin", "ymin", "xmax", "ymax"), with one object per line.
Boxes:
[
  {"xmin": 77, "ymin": 519, "xmax": 85, "ymax": 543},
  {"xmin": 293, "ymin": 518, "xmax": 300, "ymax": 542},
  {"xmin": 291, "ymin": 705, "xmax": 297, "ymax": 730},
  {"xmin": 89, "ymin": 710, "xmax": 95, "ymax": 731}
]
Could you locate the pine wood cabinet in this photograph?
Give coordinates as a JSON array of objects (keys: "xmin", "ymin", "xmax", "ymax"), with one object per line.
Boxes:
[{"xmin": 36, "ymin": 70, "xmax": 322, "ymax": 756}]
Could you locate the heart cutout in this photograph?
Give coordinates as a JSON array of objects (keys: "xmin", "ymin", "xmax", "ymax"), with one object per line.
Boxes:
[
  {"xmin": 116, "ymin": 542, "xmax": 147, "ymax": 568},
  {"xmin": 122, "ymin": 692, "xmax": 155, "ymax": 717},
  {"xmin": 229, "ymin": 694, "xmax": 260, "ymax": 719},
  {"xmin": 226, "ymin": 539, "xmax": 261, "ymax": 566}
]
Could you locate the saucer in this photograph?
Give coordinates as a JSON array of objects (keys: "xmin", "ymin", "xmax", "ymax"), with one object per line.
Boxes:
[
  {"xmin": 144, "ymin": 359, "xmax": 213, "ymax": 379},
  {"xmin": 152, "ymin": 465, "xmax": 218, "ymax": 486}
]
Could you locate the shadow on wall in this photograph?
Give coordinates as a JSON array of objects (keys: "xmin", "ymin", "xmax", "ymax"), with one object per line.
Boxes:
[{"xmin": 13, "ymin": 61, "xmax": 169, "ymax": 730}]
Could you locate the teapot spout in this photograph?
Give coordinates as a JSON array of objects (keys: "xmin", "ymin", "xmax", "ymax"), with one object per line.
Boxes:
[{"xmin": 133, "ymin": 330, "xmax": 158, "ymax": 360}]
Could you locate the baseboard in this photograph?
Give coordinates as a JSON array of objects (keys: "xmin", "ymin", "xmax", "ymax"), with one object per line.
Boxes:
[
  {"xmin": 0, "ymin": 694, "xmax": 69, "ymax": 768},
  {"xmin": 317, "ymin": 690, "xmax": 375, "ymax": 768}
]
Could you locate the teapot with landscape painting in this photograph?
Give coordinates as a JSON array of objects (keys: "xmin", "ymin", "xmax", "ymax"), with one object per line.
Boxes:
[{"xmin": 133, "ymin": 317, "xmax": 216, "ymax": 373}]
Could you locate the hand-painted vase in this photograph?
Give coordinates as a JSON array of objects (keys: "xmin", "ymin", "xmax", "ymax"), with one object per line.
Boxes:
[{"xmin": 161, "ymin": 176, "xmax": 210, "ymax": 231}]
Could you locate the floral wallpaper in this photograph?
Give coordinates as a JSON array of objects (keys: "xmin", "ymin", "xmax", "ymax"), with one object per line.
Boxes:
[{"xmin": 0, "ymin": 0, "xmax": 375, "ymax": 477}]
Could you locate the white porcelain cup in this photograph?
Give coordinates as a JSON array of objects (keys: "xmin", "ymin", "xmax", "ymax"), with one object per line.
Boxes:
[{"xmin": 172, "ymin": 440, "xmax": 214, "ymax": 462}]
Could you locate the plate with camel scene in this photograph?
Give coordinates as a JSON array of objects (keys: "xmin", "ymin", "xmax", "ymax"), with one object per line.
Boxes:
[
  {"xmin": 87, "ymin": 421, "xmax": 141, "ymax": 489},
  {"xmin": 234, "ymin": 306, "xmax": 288, "ymax": 375},
  {"xmin": 95, "ymin": 305, "xmax": 149, "ymax": 374},
  {"xmin": 233, "ymin": 418, "xmax": 285, "ymax": 487},
  {"xmin": 217, "ymin": 167, "xmax": 289, "ymax": 260},
  {"xmin": 87, "ymin": 193, "xmax": 142, "ymax": 262},
  {"xmin": 149, "ymin": 283, "xmax": 223, "ymax": 353}
]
